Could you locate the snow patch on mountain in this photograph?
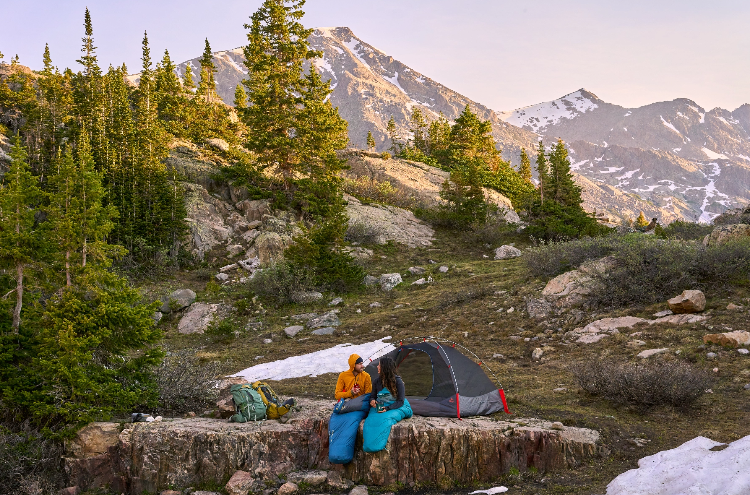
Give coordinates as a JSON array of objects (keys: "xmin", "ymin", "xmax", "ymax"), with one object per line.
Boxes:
[
  {"xmin": 660, "ymin": 116, "xmax": 680, "ymax": 135},
  {"xmin": 383, "ymin": 71, "xmax": 407, "ymax": 95},
  {"xmin": 498, "ymin": 89, "xmax": 599, "ymax": 131},
  {"xmin": 702, "ymin": 148, "xmax": 728, "ymax": 160}
]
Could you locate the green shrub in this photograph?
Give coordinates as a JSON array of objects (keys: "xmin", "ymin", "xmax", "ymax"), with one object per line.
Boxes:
[
  {"xmin": 381, "ymin": 152, "xmax": 391, "ymax": 160},
  {"xmin": 342, "ymin": 176, "xmax": 419, "ymax": 209},
  {"xmin": 573, "ymin": 360, "xmax": 712, "ymax": 409},
  {"xmin": 695, "ymin": 237, "xmax": 750, "ymax": 288},
  {"xmin": 656, "ymin": 221, "xmax": 714, "ymax": 240},
  {"xmin": 155, "ymin": 353, "xmax": 222, "ymax": 415},
  {"xmin": 249, "ymin": 261, "xmax": 316, "ymax": 305},
  {"xmin": 523, "ymin": 234, "xmax": 627, "ymax": 278},
  {"xmin": 0, "ymin": 424, "xmax": 65, "ymax": 495},
  {"xmin": 345, "ymin": 220, "xmax": 386, "ymax": 245}
]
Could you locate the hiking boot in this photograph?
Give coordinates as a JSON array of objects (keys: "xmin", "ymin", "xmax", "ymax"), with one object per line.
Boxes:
[{"xmin": 282, "ymin": 398, "xmax": 296, "ymax": 408}]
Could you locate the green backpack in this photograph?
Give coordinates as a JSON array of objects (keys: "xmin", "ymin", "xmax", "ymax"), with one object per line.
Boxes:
[{"xmin": 229, "ymin": 384, "xmax": 267, "ymax": 422}]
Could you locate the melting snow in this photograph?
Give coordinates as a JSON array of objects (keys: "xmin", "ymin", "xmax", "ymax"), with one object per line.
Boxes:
[
  {"xmin": 599, "ymin": 166, "xmax": 624, "ymax": 174},
  {"xmin": 672, "ymin": 148, "xmax": 681, "ymax": 153},
  {"xmin": 616, "ymin": 169, "xmax": 640, "ymax": 180},
  {"xmin": 717, "ymin": 116, "xmax": 732, "ymax": 126},
  {"xmin": 499, "ymin": 90, "xmax": 599, "ymax": 130},
  {"xmin": 232, "ymin": 337, "xmax": 396, "ymax": 382},
  {"xmin": 470, "ymin": 488, "xmax": 508, "ymax": 495},
  {"xmin": 570, "ymin": 159, "xmax": 589, "ymax": 171},
  {"xmin": 660, "ymin": 116, "xmax": 681, "ymax": 135},
  {"xmin": 343, "ymin": 38, "xmax": 373, "ymax": 73},
  {"xmin": 383, "ymin": 71, "xmax": 407, "ymax": 95},
  {"xmin": 624, "ymin": 111, "xmax": 632, "ymax": 117},
  {"xmin": 702, "ymin": 148, "xmax": 728, "ymax": 160},
  {"xmin": 606, "ymin": 435, "xmax": 750, "ymax": 495}
]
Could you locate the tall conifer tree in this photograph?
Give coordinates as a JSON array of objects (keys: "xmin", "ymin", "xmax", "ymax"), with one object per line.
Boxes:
[
  {"xmin": 536, "ymin": 140, "xmax": 549, "ymax": 204},
  {"xmin": 518, "ymin": 147, "xmax": 533, "ymax": 183}
]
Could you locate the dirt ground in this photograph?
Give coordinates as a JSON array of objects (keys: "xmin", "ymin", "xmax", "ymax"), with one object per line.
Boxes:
[{"xmin": 154, "ymin": 226, "xmax": 750, "ymax": 495}]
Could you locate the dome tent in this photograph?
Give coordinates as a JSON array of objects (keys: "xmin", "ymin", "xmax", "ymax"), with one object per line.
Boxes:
[{"xmin": 364, "ymin": 338, "xmax": 510, "ymax": 418}]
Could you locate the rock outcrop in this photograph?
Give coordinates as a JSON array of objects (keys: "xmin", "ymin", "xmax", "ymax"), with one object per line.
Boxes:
[
  {"xmin": 703, "ymin": 224, "xmax": 750, "ymax": 247},
  {"xmin": 667, "ymin": 290, "xmax": 706, "ymax": 314},
  {"xmin": 703, "ymin": 331, "xmax": 750, "ymax": 347},
  {"xmin": 345, "ymin": 195, "xmax": 434, "ymax": 248},
  {"xmin": 566, "ymin": 314, "xmax": 709, "ymax": 344},
  {"xmin": 64, "ymin": 400, "xmax": 600, "ymax": 494}
]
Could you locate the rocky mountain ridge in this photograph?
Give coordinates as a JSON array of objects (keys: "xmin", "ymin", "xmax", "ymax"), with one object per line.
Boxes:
[{"xmin": 500, "ymin": 89, "xmax": 750, "ymax": 222}]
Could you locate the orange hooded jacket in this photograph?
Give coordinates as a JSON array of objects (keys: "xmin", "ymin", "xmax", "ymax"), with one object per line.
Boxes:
[{"xmin": 335, "ymin": 354, "xmax": 372, "ymax": 400}]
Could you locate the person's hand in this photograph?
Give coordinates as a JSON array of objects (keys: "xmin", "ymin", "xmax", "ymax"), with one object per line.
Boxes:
[
  {"xmin": 377, "ymin": 407, "xmax": 385, "ymax": 413},
  {"xmin": 370, "ymin": 399, "xmax": 376, "ymax": 408},
  {"xmin": 352, "ymin": 384, "xmax": 361, "ymax": 394}
]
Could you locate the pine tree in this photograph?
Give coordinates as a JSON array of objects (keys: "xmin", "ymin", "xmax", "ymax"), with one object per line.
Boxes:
[
  {"xmin": 385, "ymin": 116, "xmax": 401, "ymax": 155},
  {"xmin": 234, "ymin": 84, "xmax": 247, "ymax": 110},
  {"xmin": 518, "ymin": 147, "xmax": 533, "ymax": 183},
  {"xmin": 409, "ymin": 107, "xmax": 428, "ymax": 154},
  {"xmin": 535, "ymin": 140, "xmax": 549, "ymax": 204},
  {"xmin": 447, "ymin": 105, "xmax": 501, "ymax": 171},
  {"xmin": 427, "ymin": 112, "xmax": 451, "ymax": 163},
  {"xmin": 198, "ymin": 39, "xmax": 216, "ymax": 103},
  {"xmin": 182, "ymin": 63, "xmax": 195, "ymax": 92},
  {"xmin": 547, "ymin": 139, "xmax": 582, "ymax": 207},
  {"xmin": 366, "ymin": 130, "xmax": 376, "ymax": 151},
  {"xmin": 0, "ymin": 137, "xmax": 45, "ymax": 331},
  {"xmin": 635, "ymin": 211, "xmax": 649, "ymax": 228},
  {"xmin": 73, "ymin": 8, "xmax": 105, "ymax": 165}
]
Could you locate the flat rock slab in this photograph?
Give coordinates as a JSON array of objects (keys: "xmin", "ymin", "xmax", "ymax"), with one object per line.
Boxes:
[{"xmin": 65, "ymin": 400, "xmax": 599, "ymax": 494}]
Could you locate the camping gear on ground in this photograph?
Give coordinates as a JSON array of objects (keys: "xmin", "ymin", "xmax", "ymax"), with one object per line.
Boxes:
[
  {"xmin": 131, "ymin": 413, "xmax": 153, "ymax": 423},
  {"xmin": 251, "ymin": 380, "xmax": 295, "ymax": 419},
  {"xmin": 229, "ymin": 383, "xmax": 267, "ymax": 422},
  {"xmin": 364, "ymin": 338, "xmax": 510, "ymax": 418},
  {"xmin": 362, "ymin": 390, "xmax": 412, "ymax": 453},
  {"xmin": 328, "ymin": 395, "xmax": 369, "ymax": 464}
]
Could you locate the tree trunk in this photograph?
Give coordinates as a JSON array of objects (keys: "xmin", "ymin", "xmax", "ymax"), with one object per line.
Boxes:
[{"xmin": 12, "ymin": 262, "xmax": 23, "ymax": 333}]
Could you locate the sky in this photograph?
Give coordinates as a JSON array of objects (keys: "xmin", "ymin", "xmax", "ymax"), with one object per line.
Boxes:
[{"xmin": 3, "ymin": 0, "xmax": 750, "ymax": 112}]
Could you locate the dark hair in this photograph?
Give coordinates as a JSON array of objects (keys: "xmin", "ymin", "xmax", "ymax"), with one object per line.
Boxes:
[{"xmin": 379, "ymin": 357, "xmax": 398, "ymax": 396}]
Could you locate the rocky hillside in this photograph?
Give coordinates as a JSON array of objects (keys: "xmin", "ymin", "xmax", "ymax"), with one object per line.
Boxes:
[{"xmin": 500, "ymin": 89, "xmax": 750, "ymax": 222}]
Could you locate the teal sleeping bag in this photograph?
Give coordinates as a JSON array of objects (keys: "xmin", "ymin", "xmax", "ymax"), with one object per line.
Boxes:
[
  {"xmin": 362, "ymin": 392, "xmax": 412, "ymax": 453},
  {"xmin": 328, "ymin": 396, "xmax": 369, "ymax": 464}
]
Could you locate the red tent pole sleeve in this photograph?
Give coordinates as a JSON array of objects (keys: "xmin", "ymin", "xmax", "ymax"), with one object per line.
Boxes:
[
  {"xmin": 456, "ymin": 393, "xmax": 461, "ymax": 420},
  {"xmin": 499, "ymin": 389, "xmax": 511, "ymax": 414}
]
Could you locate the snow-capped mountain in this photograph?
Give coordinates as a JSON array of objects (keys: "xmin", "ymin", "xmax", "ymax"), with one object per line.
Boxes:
[{"xmin": 500, "ymin": 90, "xmax": 750, "ymax": 222}]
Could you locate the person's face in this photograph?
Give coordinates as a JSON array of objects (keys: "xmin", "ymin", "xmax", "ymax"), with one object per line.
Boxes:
[
  {"xmin": 354, "ymin": 362, "xmax": 364, "ymax": 373},
  {"xmin": 377, "ymin": 362, "xmax": 381, "ymax": 374}
]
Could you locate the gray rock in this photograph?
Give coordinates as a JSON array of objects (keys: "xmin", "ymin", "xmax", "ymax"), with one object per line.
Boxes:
[
  {"xmin": 379, "ymin": 273, "xmax": 402, "ymax": 291},
  {"xmin": 738, "ymin": 348, "xmax": 750, "ymax": 355},
  {"xmin": 438, "ymin": 266, "xmax": 449, "ymax": 273},
  {"xmin": 526, "ymin": 298, "xmax": 552, "ymax": 319},
  {"xmin": 290, "ymin": 291, "xmax": 324, "ymax": 304},
  {"xmin": 532, "ymin": 348, "xmax": 544, "ymax": 360},
  {"xmin": 220, "ymin": 263, "xmax": 238, "ymax": 272},
  {"xmin": 237, "ymin": 257, "xmax": 261, "ymax": 272},
  {"xmin": 290, "ymin": 313, "xmax": 317, "ymax": 320},
  {"xmin": 411, "ymin": 277, "xmax": 433, "ymax": 285},
  {"xmin": 192, "ymin": 492, "xmax": 222, "ymax": 495},
  {"xmin": 236, "ymin": 199, "xmax": 271, "ymax": 223},
  {"xmin": 668, "ymin": 290, "xmax": 706, "ymax": 314},
  {"xmin": 706, "ymin": 352, "xmax": 718, "ymax": 359},
  {"xmin": 637, "ymin": 348, "xmax": 669, "ymax": 359},
  {"xmin": 226, "ymin": 244, "xmax": 245, "ymax": 257},
  {"xmin": 178, "ymin": 303, "xmax": 222, "ymax": 334},
  {"xmin": 160, "ymin": 289, "xmax": 197, "ymax": 313},
  {"xmin": 363, "ymin": 275, "xmax": 378, "ymax": 286},
  {"xmin": 744, "ymin": 384, "xmax": 750, "ymax": 390},
  {"xmin": 284, "ymin": 326, "xmax": 304, "ymax": 338},
  {"xmin": 329, "ymin": 297, "xmax": 344, "ymax": 306},
  {"xmin": 349, "ymin": 486, "xmax": 368, "ymax": 495},
  {"xmin": 277, "ymin": 482, "xmax": 298, "ymax": 495},
  {"xmin": 344, "ymin": 246, "xmax": 374, "ymax": 260},
  {"xmin": 494, "ymin": 245, "xmax": 522, "ymax": 260},
  {"xmin": 311, "ymin": 327, "xmax": 336, "ymax": 335},
  {"xmin": 241, "ymin": 228, "xmax": 261, "ymax": 244},
  {"xmin": 215, "ymin": 273, "xmax": 230, "ymax": 282},
  {"xmin": 653, "ymin": 309, "xmax": 674, "ymax": 317},
  {"xmin": 369, "ymin": 302, "xmax": 382, "ymax": 308},
  {"xmin": 408, "ymin": 266, "xmax": 426, "ymax": 275},
  {"xmin": 205, "ymin": 137, "xmax": 230, "ymax": 152},
  {"xmin": 306, "ymin": 311, "xmax": 341, "ymax": 328},
  {"xmin": 286, "ymin": 470, "xmax": 328, "ymax": 486},
  {"xmin": 152, "ymin": 312, "xmax": 163, "ymax": 324}
]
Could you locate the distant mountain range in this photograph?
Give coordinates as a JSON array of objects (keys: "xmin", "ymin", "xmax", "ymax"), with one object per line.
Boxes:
[{"xmin": 159, "ymin": 27, "xmax": 750, "ymax": 224}]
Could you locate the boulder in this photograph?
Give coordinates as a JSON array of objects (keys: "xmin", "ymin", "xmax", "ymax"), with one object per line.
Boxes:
[
  {"xmin": 183, "ymin": 183, "xmax": 235, "ymax": 260},
  {"xmin": 306, "ymin": 311, "xmax": 340, "ymax": 329},
  {"xmin": 160, "ymin": 289, "xmax": 196, "ymax": 313},
  {"xmin": 408, "ymin": 266, "xmax": 426, "ymax": 275},
  {"xmin": 541, "ymin": 257, "xmax": 616, "ymax": 310},
  {"xmin": 311, "ymin": 327, "xmax": 336, "ymax": 335},
  {"xmin": 249, "ymin": 232, "xmax": 289, "ymax": 263},
  {"xmin": 379, "ymin": 273, "xmax": 402, "ymax": 291},
  {"xmin": 241, "ymin": 229, "xmax": 261, "ymax": 244},
  {"xmin": 703, "ymin": 224, "xmax": 750, "ymax": 247},
  {"xmin": 290, "ymin": 291, "xmax": 324, "ymax": 304},
  {"xmin": 225, "ymin": 470, "xmax": 255, "ymax": 495},
  {"xmin": 277, "ymin": 482, "xmax": 298, "ymax": 495},
  {"xmin": 283, "ymin": 326, "xmax": 304, "ymax": 338},
  {"xmin": 178, "ymin": 303, "xmax": 222, "ymax": 334},
  {"xmin": 226, "ymin": 212, "xmax": 250, "ymax": 233},
  {"xmin": 236, "ymin": 199, "xmax": 271, "ymax": 223},
  {"xmin": 569, "ymin": 314, "xmax": 708, "ymax": 344},
  {"xmin": 329, "ymin": 297, "xmax": 344, "ymax": 306},
  {"xmin": 238, "ymin": 257, "xmax": 261, "ymax": 272},
  {"xmin": 64, "ymin": 401, "xmax": 600, "ymax": 493},
  {"xmin": 438, "ymin": 266, "xmax": 449, "ymax": 273},
  {"xmin": 637, "ymin": 348, "xmax": 669, "ymax": 359},
  {"xmin": 494, "ymin": 245, "xmax": 522, "ymax": 260},
  {"xmin": 703, "ymin": 331, "xmax": 750, "ymax": 347},
  {"xmin": 286, "ymin": 470, "xmax": 328, "ymax": 486},
  {"xmin": 363, "ymin": 275, "xmax": 378, "ymax": 286},
  {"xmin": 345, "ymin": 195, "xmax": 434, "ymax": 248},
  {"xmin": 349, "ymin": 486, "xmax": 368, "ymax": 495},
  {"xmin": 526, "ymin": 298, "xmax": 552, "ymax": 319},
  {"xmin": 227, "ymin": 244, "xmax": 245, "ymax": 257},
  {"xmin": 215, "ymin": 273, "xmax": 230, "ymax": 282},
  {"xmin": 205, "ymin": 138, "xmax": 230, "ymax": 152},
  {"xmin": 411, "ymin": 277, "xmax": 433, "ymax": 285},
  {"xmin": 532, "ymin": 348, "xmax": 543, "ymax": 360},
  {"xmin": 343, "ymin": 246, "xmax": 374, "ymax": 260},
  {"xmin": 668, "ymin": 290, "xmax": 706, "ymax": 314}
]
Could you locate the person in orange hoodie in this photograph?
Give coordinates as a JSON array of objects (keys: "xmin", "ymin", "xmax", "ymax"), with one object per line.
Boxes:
[{"xmin": 335, "ymin": 354, "xmax": 372, "ymax": 402}]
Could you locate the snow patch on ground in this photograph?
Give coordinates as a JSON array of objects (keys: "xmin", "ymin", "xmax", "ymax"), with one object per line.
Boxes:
[
  {"xmin": 570, "ymin": 159, "xmax": 589, "ymax": 171},
  {"xmin": 343, "ymin": 38, "xmax": 373, "ymax": 73},
  {"xmin": 599, "ymin": 166, "xmax": 624, "ymax": 174},
  {"xmin": 498, "ymin": 90, "xmax": 598, "ymax": 131},
  {"xmin": 702, "ymin": 147, "xmax": 728, "ymax": 160},
  {"xmin": 616, "ymin": 169, "xmax": 640, "ymax": 180},
  {"xmin": 470, "ymin": 488, "xmax": 508, "ymax": 495},
  {"xmin": 232, "ymin": 337, "xmax": 396, "ymax": 382},
  {"xmin": 660, "ymin": 116, "xmax": 681, "ymax": 135},
  {"xmin": 383, "ymin": 71, "xmax": 407, "ymax": 95},
  {"xmin": 624, "ymin": 111, "xmax": 632, "ymax": 117},
  {"xmin": 606, "ymin": 435, "xmax": 750, "ymax": 495}
]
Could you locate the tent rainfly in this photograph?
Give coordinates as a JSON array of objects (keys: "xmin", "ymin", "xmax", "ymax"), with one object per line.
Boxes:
[{"xmin": 364, "ymin": 338, "xmax": 510, "ymax": 418}]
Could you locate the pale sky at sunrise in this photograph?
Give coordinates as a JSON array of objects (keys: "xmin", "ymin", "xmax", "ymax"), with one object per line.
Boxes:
[{"xmin": 3, "ymin": 0, "xmax": 750, "ymax": 112}]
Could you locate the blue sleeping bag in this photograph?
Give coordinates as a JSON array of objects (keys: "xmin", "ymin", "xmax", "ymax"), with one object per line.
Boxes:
[
  {"xmin": 362, "ymin": 392, "xmax": 412, "ymax": 453},
  {"xmin": 328, "ymin": 396, "xmax": 369, "ymax": 464}
]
